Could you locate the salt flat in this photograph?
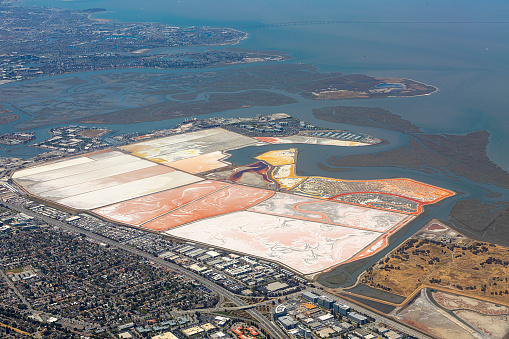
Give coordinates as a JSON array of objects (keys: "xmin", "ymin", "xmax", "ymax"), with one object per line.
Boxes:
[
  {"xmin": 142, "ymin": 185, "xmax": 273, "ymax": 231},
  {"xmin": 255, "ymin": 135, "xmax": 369, "ymax": 146},
  {"xmin": 25, "ymin": 158, "xmax": 159, "ymax": 196},
  {"xmin": 249, "ymin": 192, "xmax": 411, "ymax": 232},
  {"xmin": 15, "ymin": 151, "xmax": 138, "ymax": 185},
  {"xmin": 93, "ymin": 180, "xmax": 229, "ymax": 225},
  {"xmin": 121, "ymin": 128, "xmax": 260, "ymax": 164},
  {"xmin": 120, "ymin": 129, "xmax": 225, "ymax": 154},
  {"xmin": 164, "ymin": 211, "xmax": 381, "ymax": 275},
  {"xmin": 37, "ymin": 165, "xmax": 172, "ymax": 201},
  {"xmin": 166, "ymin": 151, "xmax": 230, "ymax": 173},
  {"xmin": 12, "ymin": 156, "xmax": 94, "ymax": 179},
  {"xmin": 56, "ymin": 171, "xmax": 203, "ymax": 210}
]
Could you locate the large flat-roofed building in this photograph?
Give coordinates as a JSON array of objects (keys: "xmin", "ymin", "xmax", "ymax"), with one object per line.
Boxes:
[
  {"xmin": 317, "ymin": 295, "xmax": 335, "ymax": 309},
  {"xmin": 264, "ymin": 281, "xmax": 288, "ymax": 293},
  {"xmin": 302, "ymin": 291, "xmax": 318, "ymax": 303},
  {"xmin": 340, "ymin": 322, "xmax": 353, "ymax": 331},
  {"xmin": 118, "ymin": 322, "xmax": 135, "ymax": 332},
  {"xmin": 308, "ymin": 321, "xmax": 324, "ymax": 331},
  {"xmin": 289, "ymin": 326, "xmax": 312, "ymax": 338},
  {"xmin": 278, "ymin": 315, "xmax": 298, "ymax": 330},
  {"xmin": 214, "ymin": 316, "xmax": 230, "ymax": 327},
  {"xmin": 201, "ymin": 323, "xmax": 216, "ymax": 332},
  {"xmin": 181, "ymin": 326, "xmax": 205, "ymax": 337},
  {"xmin": 316, "ymin": 327, "xmax": 336, "ymax": 338},
  {"xmin": 318, "ymin": 313, "xmax": 334, "ymax": 321},
  {"xmin": 333, "ymin": 302, "xmax": 350, "ymax": 316},
  {"xmin": 152, "ymin": 332, "xmax": 179, "ymax": 339},
  {"xmin": 347, "ymin": 312, "xmax": 368, "ymax": 325}
]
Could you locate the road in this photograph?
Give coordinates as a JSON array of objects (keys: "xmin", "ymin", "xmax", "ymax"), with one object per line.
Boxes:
[
  {"xmin": 172, "ymin": 303, "xmax": 267, "ymax": 316},
  {"xmin": 0, "ymin": 269, "xmax": 33, "ymax": 312},
  {"xmin": 308, "ymin": 287, "xmax": 433, "ymax": 339},
  {"xmin": 2, "ymin": 201, "xmax": 288, "ymax": 339}
]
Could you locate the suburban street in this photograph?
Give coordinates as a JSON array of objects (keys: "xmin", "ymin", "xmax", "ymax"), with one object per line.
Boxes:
[
  {"xmin": 1, "ymin": 201, "xmax": 289, "ymax": 339},
  {"xmin": 0, "ymin": 269, "xmax": 33, "ymax": 312}
]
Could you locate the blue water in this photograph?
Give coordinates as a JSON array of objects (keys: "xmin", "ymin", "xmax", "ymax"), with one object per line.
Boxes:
[{"xmin": 15, "ymin": 0, "xmax": 509, "ymax": 170}]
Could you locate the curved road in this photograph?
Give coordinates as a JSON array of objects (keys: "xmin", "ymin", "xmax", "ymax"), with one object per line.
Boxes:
[{"xmin": 2, "ymin": 202, "xmax": 288, "ymax": 339}]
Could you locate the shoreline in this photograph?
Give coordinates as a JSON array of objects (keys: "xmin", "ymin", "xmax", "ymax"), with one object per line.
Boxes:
[{"xmin": 87, "ymin": 12, "xmax": 112, "ymax": 23}]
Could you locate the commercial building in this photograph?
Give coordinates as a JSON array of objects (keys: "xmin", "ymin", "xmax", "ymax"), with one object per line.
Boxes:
[
  {"xmin": 278, "ymin": 315, "xmax": 298, "ymax": 330},
  {"xmin": 318, "ymin": 314, "xmax": 334, "ymax": 321},
  {"xmin": 347, "ymin": 312, "xmax": 368, "ymax": 325},
  {"xmin": 288, "ymin": 326, "xmax": 312, "ymax": 339},
  {"xmin": 214, "ymin": 316, "xmax": 230, "ymax": 327},
  {"xmin": 385, "ymin": 330, "xmax": 403, "ymax": 339},
  {"xmin": 210, "ymin": 332, "xmax": 227, "ymax": 339},
  {"xmin": 275, "ymin": 304, "xmax": 287, "ymax": 318},
  {"xmin": 340, "ymin": 322, "xmax": 354, "ymax": 331},
  {"xmin": 316, "ymin": 327, "xmax": 336, "ymax": 338},
  {"xmin": 333, "ymin": 302, "xmax": 350, "ymax": 316},
  {"xmin": 317, "ymin": 295, "xmax": 335, "ymax": 309},
  {"xmin": 152, "ymin": 332, "xmax": 179, "ymax": 339},
  {"xmin": 181, "ymin": 326, "xmax": 204, "ymax": 337},
  {"xmin": 302, "ymin": 291, "xmax": 318, "ymax": 303},
  {"xmin": 201, "ymin": 323, "xmax": 216, "ymax": 332}
]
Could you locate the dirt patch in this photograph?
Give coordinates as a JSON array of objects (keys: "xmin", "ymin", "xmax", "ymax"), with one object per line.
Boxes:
[
  {"xmin": 344, "ymin": 283, "xmax": 405, "ymax": 304},
  {"xmin": 428, "ymin": 223, "xmax": 447, "ymax": 231},
  {"xmin": 76, "ymin": 129, "xmax": 112, "ymax": 138},
  {"xmin": 339, "ymin": 291, "xmax": 398, "ymax": 314},
  {"xmin": 361, "ymin": 237, "xmax": 509, "ymax": 305}
]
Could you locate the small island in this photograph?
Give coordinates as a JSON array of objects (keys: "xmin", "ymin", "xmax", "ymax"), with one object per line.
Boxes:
[
  {"xmin": 300, "ymin": 76, "xmax": 437, "ymax": 100},
  {"xmin": 0, "ymin": 132, "xmax": 34, "ymax": 145},
  {"xmin": 0, "ymin": 114, "xmax": 19, "ymax": 125}
]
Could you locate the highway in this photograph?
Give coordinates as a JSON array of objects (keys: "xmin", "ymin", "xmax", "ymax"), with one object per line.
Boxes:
[
  {"xmin": 2, "ymin": 202, "xmax": 289, "ymax": 339},
  {"xmin": 3, "ymin": 200, "xmax": 433, "ymax": 338},
  {"xmin": 307, "ymin": 287, "xmax": 433, "ymax": 339}
]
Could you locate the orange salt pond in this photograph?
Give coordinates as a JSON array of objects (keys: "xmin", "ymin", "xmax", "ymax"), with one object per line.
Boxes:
[
  {"xmin": 93, "ymin": 180, "xmax": 229, "ymax": 226},
  {"xmin": 166, "ymin": 151, "xmax": 230, "ymax": 173},
  {"xmin": 255, "ymin": 148, "xmax": 296, "ymax": 166},
  {"xmin": 142, "ymin": 185, "xmax": 274, "ymax": 231}
]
